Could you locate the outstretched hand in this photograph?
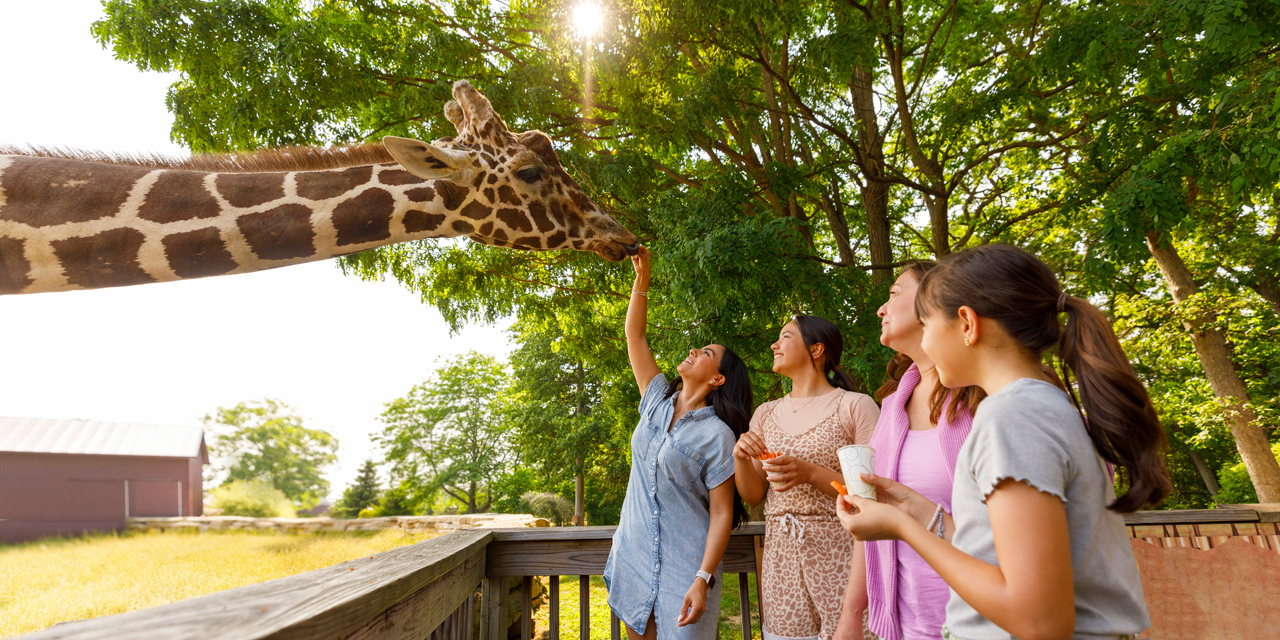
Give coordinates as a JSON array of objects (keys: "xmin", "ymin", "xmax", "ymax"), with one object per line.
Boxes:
[
  {"xmin": 631, "ymin": 245, "xmax": 651, "ymax": 280},
  {"xmin": 835, "ymin": 493, "xmax": 914, "ymax": 541}
]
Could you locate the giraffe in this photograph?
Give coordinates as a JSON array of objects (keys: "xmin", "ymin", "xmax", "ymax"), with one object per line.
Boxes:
[{"xmin": 0, "ymin": 81, "xmax": 639, "ymax": 295}]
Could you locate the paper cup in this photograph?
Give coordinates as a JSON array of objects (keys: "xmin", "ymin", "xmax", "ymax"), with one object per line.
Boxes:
[
  {"xmin": 762, "ymin": 457, "xmax": 786, "ymax": 490},
  {"xmin": 837, "ymin": 445, "xmax": 876, "ymax": 499}
]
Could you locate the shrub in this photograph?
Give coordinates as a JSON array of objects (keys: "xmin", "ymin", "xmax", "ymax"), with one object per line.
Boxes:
[
  {"xmin": 521, "ymin": 491, "xmax": 574, "ymax": 525},
  {"xmin": 209, "ymin": 480, "xmax": 296, "ymax": 517},
  {"xmin": 1216, "ymin": 442, "xmax": 1280, "ymax": 504}
]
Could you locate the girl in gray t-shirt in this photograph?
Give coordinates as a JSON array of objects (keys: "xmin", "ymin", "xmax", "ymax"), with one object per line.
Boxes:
[{"xmin": 835, "ymin": 244, "xmax": 1170, "ymax": 640}]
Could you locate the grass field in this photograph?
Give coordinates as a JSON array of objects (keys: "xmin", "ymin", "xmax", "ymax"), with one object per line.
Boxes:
[{"xmin": 0, "ymin": 528, "xmax": 437, "ymax": 638}]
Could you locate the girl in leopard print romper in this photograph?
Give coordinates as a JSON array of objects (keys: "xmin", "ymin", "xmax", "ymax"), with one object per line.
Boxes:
[{"xmin": 734, "ymin": 316, "xmax": 880, "ymax": 640}]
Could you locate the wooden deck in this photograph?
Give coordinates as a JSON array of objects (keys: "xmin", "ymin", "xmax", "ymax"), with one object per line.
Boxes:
[{"xmin": 19, "ymin": 506, "xmax": 1280, "ymax": 640}]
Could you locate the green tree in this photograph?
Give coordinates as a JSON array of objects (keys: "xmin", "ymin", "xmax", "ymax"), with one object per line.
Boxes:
[
  {"xmin": 204, "ymin": 399, "xmax": 338, "ymax": 509},
  {"xmin": 378, "ymin": 352, "xmax": 512, "ymax": 514},
  {"xmin": 331, "ymin": 459, "xmax": 381, "ymax": 519},
  {"xmin": 208, "ymin": 479, "xmax": 296, "ymax": 518}
]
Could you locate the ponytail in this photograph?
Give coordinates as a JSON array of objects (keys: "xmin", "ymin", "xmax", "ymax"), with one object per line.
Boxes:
[
  {"xmin": 792, "ymin": 315, "xmax": 856, "ymax": 391},
  {"xmin": 915, "ymin": 244, "xmax": 1170, "ymax": 512},
  {"xmin": 1058, "ymin": 296, "xmax": 1172, "ymax": 512}
]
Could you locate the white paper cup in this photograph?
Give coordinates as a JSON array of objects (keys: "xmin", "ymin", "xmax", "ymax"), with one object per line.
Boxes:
[
  {"xmin": 837, "ymin": 445, "xmax": 877, "ymax": 499},
  {"xmin": 762, "ymin": 458, "xmax": 787, "ymax": 490}
]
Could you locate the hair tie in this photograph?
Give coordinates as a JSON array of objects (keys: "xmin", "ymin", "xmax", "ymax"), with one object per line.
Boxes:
[{"xmin": 1057, "ymin": 292, "xmax": 1068, "ymax": 313}]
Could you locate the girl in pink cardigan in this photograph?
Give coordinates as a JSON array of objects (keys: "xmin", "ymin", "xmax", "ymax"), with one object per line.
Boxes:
[{"xmin": 833, "ymin": 262, "xmax": 984, "ymax": 640}]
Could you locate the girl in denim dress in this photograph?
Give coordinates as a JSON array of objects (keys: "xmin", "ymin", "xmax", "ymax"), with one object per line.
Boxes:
[{"xmin": 604, "ymin": 246, "xmax": 754, "ymax": 640}]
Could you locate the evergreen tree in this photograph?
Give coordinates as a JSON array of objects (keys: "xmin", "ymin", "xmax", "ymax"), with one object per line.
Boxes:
[{"xmin": 331, "ymin": 459, "xmax": 381, "ymax": 519}]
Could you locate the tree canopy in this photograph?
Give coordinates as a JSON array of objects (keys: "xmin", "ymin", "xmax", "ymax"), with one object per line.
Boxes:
[{"xmin": 203, "ymin": 398, "xmax": 338, "ymax": 509}]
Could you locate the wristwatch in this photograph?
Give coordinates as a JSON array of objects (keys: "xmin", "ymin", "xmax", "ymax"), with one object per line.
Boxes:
[{"xmin": 695, "ymin": 569, "xmax": 716, "ymax": 589}]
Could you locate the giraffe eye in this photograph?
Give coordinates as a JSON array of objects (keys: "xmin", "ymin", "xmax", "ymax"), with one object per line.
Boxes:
[{"xmin": 515, "ymin": 166, "xmax": 543, "ymax": 183}]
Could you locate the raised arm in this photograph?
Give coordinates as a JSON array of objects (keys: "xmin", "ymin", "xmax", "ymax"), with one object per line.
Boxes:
[{"xmin": 626, "ymin": 246, "xmax": 661, "ymax": 391}]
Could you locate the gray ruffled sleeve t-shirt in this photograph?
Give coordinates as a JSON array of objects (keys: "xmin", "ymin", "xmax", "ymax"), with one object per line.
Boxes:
[{"xmin": 945, "ymin": 378, "xmax": 1151, "ymax": 640}]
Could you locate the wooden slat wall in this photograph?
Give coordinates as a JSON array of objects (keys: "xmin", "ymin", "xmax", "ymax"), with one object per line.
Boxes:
[{"xmin": 1129, "ymin": 521, "xmax": 1280, "ymax": 553}]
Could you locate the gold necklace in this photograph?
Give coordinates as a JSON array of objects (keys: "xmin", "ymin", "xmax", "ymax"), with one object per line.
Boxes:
[{"xmin": 789, "ymin": 393, "xmax": 818, "ymax": 413}]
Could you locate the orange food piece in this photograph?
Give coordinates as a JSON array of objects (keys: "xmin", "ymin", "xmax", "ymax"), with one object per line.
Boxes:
[{"xmin": 831, "ymin": 481, "xmax": 847, "ymax": 495}]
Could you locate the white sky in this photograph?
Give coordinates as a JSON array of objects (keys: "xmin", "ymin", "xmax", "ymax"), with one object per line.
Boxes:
[{"xmin": 0, "ymin": 1, "xmax": 513, "ymax": 500}]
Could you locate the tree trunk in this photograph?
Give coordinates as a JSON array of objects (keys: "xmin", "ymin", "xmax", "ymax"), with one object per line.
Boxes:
[
  {"xmin": 1146, "ymin": 230, "xmax": 1280, "ymax": 503},
  {"xmin": 849, "ymin": 65, "xmax": 893, "ymax": 284},
  {"xmin": 1250, "ymin": 275, "xmax": 1280, "ymax": 318},
  {"xmin": 1188, "ymin": 447, "xmax": 1222, "ymax": 500},
  {"xmin": 574, "ymin": 466, "xmax": 586, "ymax": 526}
]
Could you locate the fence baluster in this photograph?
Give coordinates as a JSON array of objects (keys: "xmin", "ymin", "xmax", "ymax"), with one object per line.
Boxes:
[
  {"xmin": 738, "ymin": 574, "xmax": 751, "ymax": 640},
  {"xmin": 550, "ymin": 576, "xmax": 560, "ymax": 640},
  {"xmin": 521, "ymin": 576, "xmax": 533, "ymax": 640},
  {"xmin": 610, "ymin": 611, "xmax": 620, "ymax": 640},
  {"xmin": 580, "ymin": 575, "xmax": 590, "ymax": 640}
]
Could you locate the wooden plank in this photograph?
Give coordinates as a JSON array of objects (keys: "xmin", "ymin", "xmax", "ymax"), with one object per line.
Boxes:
[
  {"xmin": 737, "ymin": 573, "xmax": 751, "ymax": 640},
  {"xmin": 520, "ymin": 577, "xmax": 532, "ymax": 640},
  {"xmin": 579, "ymin": 576, "xmax": 589, "ymax": 640},
  {"xmin": 483, "ymin": 576, "xmax": 504, "ymax": 640},
  {"xmin": 549, "ymin": 576, "xmax": 559, "ymax": 640},
  {"xmin": 610, "ymin": 612, "xmax": 620, "ymax": 640},
  {"xmin": 22, "ymin": 528, "xmax": 494, "ymax": 640},
  {"xmin": 487, "ymin": 532, "xmax": 758, "ymax": 576},
  {"xmin": 489, "ymin": 523, "xmax": 766, "ymax": 543},
  {"xmin": 1123, "ymin": 509, "xmax": 1259, "ymax": 525},
  {"xmin": 344, "ymin": 549, "xmax": 482, "ymax": 640}
]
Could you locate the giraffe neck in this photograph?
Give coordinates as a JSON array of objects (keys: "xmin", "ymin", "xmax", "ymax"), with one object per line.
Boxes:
[{"xmin": 0, "ymin": 155, "xmax": 482, "ymax": 295}]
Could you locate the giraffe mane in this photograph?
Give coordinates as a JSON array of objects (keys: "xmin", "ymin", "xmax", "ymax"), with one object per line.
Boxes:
[{"xmin": 0, "ymin": 143, "xmax": 397, "ymax": 173}]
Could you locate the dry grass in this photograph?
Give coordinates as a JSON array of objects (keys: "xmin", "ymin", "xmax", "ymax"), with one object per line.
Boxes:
[{"xmin": 0, "ymin": 528, "xmax": 436, "ymax": 638}]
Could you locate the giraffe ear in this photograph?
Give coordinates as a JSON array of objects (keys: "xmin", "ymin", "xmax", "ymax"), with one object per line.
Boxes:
[{"xmin": 382, "ymin": 136, "xmax": 477, "ymax": 183}]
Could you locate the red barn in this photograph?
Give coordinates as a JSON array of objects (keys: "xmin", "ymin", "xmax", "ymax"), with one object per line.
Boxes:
[{"xmin": 0, "ymin": 416, "xmax": 207, "ymax": 544}]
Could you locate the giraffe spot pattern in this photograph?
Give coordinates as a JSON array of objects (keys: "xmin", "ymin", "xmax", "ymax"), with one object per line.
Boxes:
[
  {"xmin": 217, "ymin": 173, "xmax": 286, "ymax": 208},
  {"xmin": 471, "ymin": 173, "xmax": 485, "ymax": 189},
  {"xmin": 452, "ymin": 220, "xmax": 474, "ymax": 234},
  {"xmin": 530, "ymin": 202, "xmax": 555, "ymax": 233},
  {"xmin": 436, "ymin": 181, "xmax": 467, "ymax": 211},
  {"xmin": 486, "ymin": 174, "xmax": 497, "ymax": 185},
  {"xmin": 404, "ymin": 210, "xmax": 446, "ymax": 233},
  {"xmin": 460, "ymin": 200, "xmax": 492, "ymax": 220},
  {"xmin": 478, "ymin": 222, "xmax": 494, "ymax": 236},
  {"xmin": 497, "ymin": 185, "xmax": 520, "ymax": 206},
  {"xmin": 514, "ymin": 236, "xmax": 542, "ymax": 249},
  {"xmin": 236, "ymin": 204, "xmax": 316, "ymax": 260},
  {"xmin": 0, "ymin": 157, "xmax": 148, "ymax": 228},
  {"xmin": 162, "ymin": 227, "xmax": 238, "ymax": 278},
  {"xmin": 376, "ymin": 168, "xmax": 423, "ymax": 186},
  {"xmin": 52, "ymin": 227, "xmax": 155, "ymax": 289},
  {"xmin": 296, "ymin": 166, "xmax": 373, "ymax": 200},
  {"xmin": 546, "ymin": 230, "xmax": 567, "ymax": 248},
  {"xmin": 491, "ymin": 228, "xmax": 508, "ymax": 242},
  {"xmin": 333, "ymin": 188, "xmax": 395, "ymax": 247},
  {"xmin": 0, "ymin": 237, "xmax": 33, "ymax": 294},
  {"xmin": 138, "ymin": 170, "xmax": 220, "ymax": 223},
  {"xmin": 406, "ymin": 186, "xmax": 435, "ymax": 202},
  {"xmin": 483, "ymin": 187, "xmax": 495, "ymax": 203},
  {"xmin": 497, "ymin": 208, "xmax": 531, "ymax": 233}
]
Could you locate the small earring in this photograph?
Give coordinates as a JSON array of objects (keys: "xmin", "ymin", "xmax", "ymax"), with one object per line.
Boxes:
[{"xmin": 964, "ymin": 337, "xmax": 971, "ymax": 346}]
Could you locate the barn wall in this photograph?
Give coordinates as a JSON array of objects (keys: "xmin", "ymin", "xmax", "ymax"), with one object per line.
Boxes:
[{"xmin": 0, "ymin": 452, "xmax": 198, "ymax": 543}]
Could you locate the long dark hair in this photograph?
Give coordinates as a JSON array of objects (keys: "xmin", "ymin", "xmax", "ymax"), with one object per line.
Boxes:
[
  {"xmin": 874, "ymin": 261, "xmax": 986, "ymax": 424},
  {"xmin": 791, "ymin": 315, "xmax": 856, "ymax": 391},
  {"xmin": 915, "ymin": 244, "xmax": 1171, "ymax": 512},
  {"xmin": 664, "ymin": 345, "xmax": 754, "ymax": 527}
]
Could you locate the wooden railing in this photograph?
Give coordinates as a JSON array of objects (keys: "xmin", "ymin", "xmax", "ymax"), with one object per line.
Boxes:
[{"xmin": 19, "ymin": 507, "xmax": 1280, "ymax": 640}]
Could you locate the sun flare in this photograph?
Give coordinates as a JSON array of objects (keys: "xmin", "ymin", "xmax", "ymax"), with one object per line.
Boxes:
[{"xmin": 573, "ymin": 3, "xmax": 603, "ymax": 38}]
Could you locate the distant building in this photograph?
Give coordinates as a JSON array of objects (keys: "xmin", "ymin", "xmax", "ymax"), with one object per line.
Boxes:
[{"xmin": 0, "ymin": 416, "xmax": 207, "ymax": 543}]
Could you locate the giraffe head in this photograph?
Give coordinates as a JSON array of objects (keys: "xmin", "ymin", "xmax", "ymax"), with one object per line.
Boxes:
[{"xmin": 383, "ymin": 81, "xmax": 639, "ymax": 261}]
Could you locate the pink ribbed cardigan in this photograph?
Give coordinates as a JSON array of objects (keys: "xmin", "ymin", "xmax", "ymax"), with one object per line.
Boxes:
[{"xmin": 864, "ymin": 364, "xmax": 973, "ymax": 640}]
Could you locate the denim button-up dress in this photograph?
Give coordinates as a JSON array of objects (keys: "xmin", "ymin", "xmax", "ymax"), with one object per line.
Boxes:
[{"xmin": 604, "ymin": 374, "xmax": 737, "ymax": 640}]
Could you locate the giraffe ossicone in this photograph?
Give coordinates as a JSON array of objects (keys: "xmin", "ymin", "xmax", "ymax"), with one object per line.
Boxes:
[{"xmin": 0, "ymin": 80, "xmax": 639, "ymax": 295}]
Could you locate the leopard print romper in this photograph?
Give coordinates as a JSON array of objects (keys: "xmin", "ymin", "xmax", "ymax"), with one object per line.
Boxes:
[{"xmin": 760, "ymin": 392, "xmax": 860, "ymax": 640}]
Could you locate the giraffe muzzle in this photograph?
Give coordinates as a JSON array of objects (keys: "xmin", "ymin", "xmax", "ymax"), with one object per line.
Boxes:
[{"xmin": 623, "ymin": 243, "xmax": 640, "ymax": 256}]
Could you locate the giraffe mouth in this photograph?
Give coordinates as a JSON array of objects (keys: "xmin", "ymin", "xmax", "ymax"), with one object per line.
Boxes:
[{"xmin": 624, "ymin": 243, "xmax": 640, "ymax": 256}]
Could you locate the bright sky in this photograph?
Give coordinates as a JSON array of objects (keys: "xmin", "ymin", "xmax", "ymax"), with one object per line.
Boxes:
[{"xmin": 0, "ymin": 1, "xmax": 513, "ymax": 500}]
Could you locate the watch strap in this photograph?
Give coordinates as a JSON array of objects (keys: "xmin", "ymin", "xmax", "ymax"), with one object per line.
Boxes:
[{"xmin": 695, "ymin": 569, "xmax": 715, "ymax": 589}]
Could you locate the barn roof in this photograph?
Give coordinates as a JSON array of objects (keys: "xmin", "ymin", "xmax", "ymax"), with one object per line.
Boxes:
[{"xmin": 0, "ymin": 416, "xmax": 207, "ymax": 460}]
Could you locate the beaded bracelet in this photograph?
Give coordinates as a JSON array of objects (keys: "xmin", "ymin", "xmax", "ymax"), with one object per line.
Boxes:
[
  {"xmin": 926, "ymin": 503, "xmax": 944, "ymax": 534},
  {"xmin": 632, "ymin": 290, "xmax": 648, "ymax": 297}
]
